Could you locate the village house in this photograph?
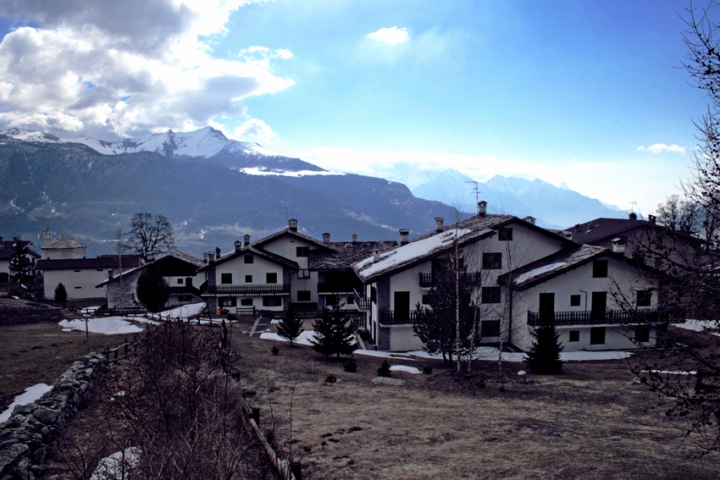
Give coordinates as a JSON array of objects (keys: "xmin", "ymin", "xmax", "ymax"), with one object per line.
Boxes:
[{"xmin": 0, "ymin": 236, "xmax": 40, "ymax": 284}]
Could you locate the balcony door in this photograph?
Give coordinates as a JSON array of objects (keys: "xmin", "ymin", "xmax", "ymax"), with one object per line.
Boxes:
[
  {"xmin": 539, "ymin": 293, "xmax": 555, "ymax": 324},
  {"xmin": 394, "ymin": 291, "xmax": 410, "ymax": 321},
  {"xmin": 591, "ymin": 292, "xmax": 607, "ymax": 321}
]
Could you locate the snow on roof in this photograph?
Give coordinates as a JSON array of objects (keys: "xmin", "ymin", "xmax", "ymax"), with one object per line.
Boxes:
[
  {"xmin": 354, "ymin": 228, "xmax": 473, "ymax": 280},
  {"xmin": 513, "ymin": 262, "xmax": 567, "ymax": 285}
]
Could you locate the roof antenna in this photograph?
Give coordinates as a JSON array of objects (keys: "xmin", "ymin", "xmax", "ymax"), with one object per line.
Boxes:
[
  {"xmin": 629, "ymin": 201, "xmax": 637, "ymax": 214},
  {"xmin": 465, "ymin": 181, "xmax": 480, "ymax": 205}
]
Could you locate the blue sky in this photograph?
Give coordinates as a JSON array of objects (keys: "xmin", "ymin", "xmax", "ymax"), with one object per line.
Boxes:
[{"xmin": 0, "ymin": 0, "xmax": 710, "ymax": 214}]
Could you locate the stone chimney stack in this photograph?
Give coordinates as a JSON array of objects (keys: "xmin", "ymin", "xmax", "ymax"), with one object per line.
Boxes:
[
  {"xmin": 648, "ymin": 214, "xmax": 656, "ymax": 225},
  {"xmin": 612, "ymin": 237, "xmax": 627, "ymax": 254},
  {"xmin": 288, "ymin": 219, "xmax": 298, "ymax": 232},
  {"xmin": 523, "ymin": 216, "xmax": 536, "ymax": 225},
  {"xmin": 629, "ymin": 212, "xmax": 637, "ymax": 220},
  {"xmin": 235, "ymin": 240, "xmax": 242, "ymax": 252},
  {"xmin": 323, "ymin": 233, "xmax": 331, "ymax": 244},
  {"xmin": 206, "ymin": 251, "xmax": 216, "ymax": 263},
  {"xmin": 244, "ymin": 234, "xmax": 251, "ymax": 247},
  {"xmin": 215, "ymin": 246, "xmax": 222, "ymax": 259},
  {"xmin": 435, "ymin": 217, "xmax": 444, "ymax": 232},
  {"xmin": 108, "ymin": 269, "xmax": 114, "ymax": 280},
  {"xmin": 204, "ymin": 252, "xmax": 209, "ymax": 264},
  {"xmin": 477, "ymin": 201, "xmax": 487, "ymax": 216},
  {"xmin": 43, "ymin": 228, "xmax": 52, "ymax": 246},
  {"xmin": 373, "ymin": 249, "xmax": 380, "ymax": 263},
  {"xmin": 399, "ymin": 229, "xmax": 410, "ymax": 246},
  {"xmin": 352, "ymin": 233, "xmax": 358, "ymax": 244}
]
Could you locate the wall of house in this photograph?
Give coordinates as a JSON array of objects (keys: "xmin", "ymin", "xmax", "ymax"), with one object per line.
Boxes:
[
  {"xmin": 211, "ymin": 255, "xmax": 287, "ymax": 313},
  {"xmin": 0, "ymin": 259, "xmax": 8, "ymax": 277},
  {"xmin": 41, "ymin": 246, "xmax": 86, "ymax": 260},
  {"xmin": 43, "ymin": 269, "xmax": 109, "ymax": 300},
  {"xmin": 290, "ymin": 271, "xmax": 318, "ymax": 305},
  {"xmin": 106, "ymin": 269, "xmax": 143, "ymax": 308},
  {"xmin": 510, "ymin": 257, "xmax": 657, "ymax": 352},
  {"xmin": 259, "ymin": 236, "xmax": 316, "ymax": 270},
  {"xmin": 377, "ymin": 324, "xmax": 424, "ymax": 351}
]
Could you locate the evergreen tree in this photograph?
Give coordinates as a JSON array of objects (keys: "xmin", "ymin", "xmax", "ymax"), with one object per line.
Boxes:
[
  {"xmin": 54, "ymin": 283, "xmax": 67, "ymax": 304},
  {"xmin": 136, "ymin": 266, "xmax": 170, "ymax": 312},
  {"xmin": 276, "ymin": 307, "xmax": 304, "ymax": 347},
  {"xmin": 310, "ymin": 304, "xmax": 357, "ymax": 359},
  {"xmin": 9, "ymin": 238, "xmax": 32, "ymax": 284},
  {"xmin": 524, "ymin": 324, "xmax": 563, "ymax": 374}
]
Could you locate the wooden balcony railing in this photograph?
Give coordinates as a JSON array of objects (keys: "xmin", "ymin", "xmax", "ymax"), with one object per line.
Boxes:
[
  {"xmin": 201, "ymin": 284, "xmax": 290, "ymax": 295},
  {"xmin": 527, "ymin": 309, "xmax": 682, "ymax": 327},
  {"xmin": 353, "ymin": 289, "xmax": 372, "ymax": 311},
  {"xmin": 379, "ymin": 309, "xmax": 420, "ymax": 325},
  {"xmin": 318, "ymin": 283, "xmax": 363, "ymax": 293},
  {"xmin": 419, "ymin": 272, "xmax": 482, "ymax": 288}
]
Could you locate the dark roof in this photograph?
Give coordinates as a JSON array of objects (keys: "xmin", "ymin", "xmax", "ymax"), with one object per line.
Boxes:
[
  {"xmin": 43, "ymin": 235, "xmax": 86, "ymax": 249},
  {"xmin": 197, "ymin": 245, "xmax": 299, "ymax": 273},
  {"xmin": 98, "ymin": 251, "xmax": 204, "ymax": 286},
  {"xmin": 0, "ymin": 240, "xmax": 39, "ymax": 260},
  {"xmin": 567, "ymin": 218, "xmax": 700, "ymax": 246},
  {"xmin": 36, "ymin": 255, "xmax": 142, "ymax": 271},
  {"xmin": 309, "ymin": 241, "xmax": 398, "ymax": 271}
]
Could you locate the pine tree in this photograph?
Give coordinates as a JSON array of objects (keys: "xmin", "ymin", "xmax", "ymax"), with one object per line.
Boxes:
[
  {"xmin": 524, "ymin": 324, "xmax": 563, "ymax": 374},
  {"xmin": 54, "ymin": 283, "xmax": 67, "ymax": 304},
  {"xmin": 310, "ymin": 304, "xmax": 357, "ymax": 359},
  {"xmin": 136, "ymin": 266, "xmax": 170, "ymax": 313},
  {"xmin": 276, "ymin": 307, "xmax": 304, "ymax": 347},
  {"xmin": 9, "ymin": 238, "xmax": 32, "ymax": 284}
]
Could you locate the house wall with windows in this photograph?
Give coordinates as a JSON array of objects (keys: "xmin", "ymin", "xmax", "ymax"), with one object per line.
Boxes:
[
  {"xmin": 509, "ymin": 256, "xmax": 658, "ymax": 352},
  {"xmin": 43, "ymin": 268, "xmax": 111, "ymax": 300}
]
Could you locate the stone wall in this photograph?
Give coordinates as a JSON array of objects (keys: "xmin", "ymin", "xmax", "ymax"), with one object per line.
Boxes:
[{"xmin": 0, "ymin": 353, "xmax": 108, "ymax": 480}]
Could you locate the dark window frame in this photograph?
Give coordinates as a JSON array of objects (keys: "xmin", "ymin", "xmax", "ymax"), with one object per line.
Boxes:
[
  {"xmin": 636, "ymin": 290, "xmax": 652, "ymax": 307},
  {"xmin": 266, "ymin": 272, "xmax": 278, "ymax": 284},
  {"xmin": 245, "ymin": 275, "xmax": 252, "ymax": 283},
  {"xmin": 244, "ymin": 255, "xmax": 254, "ymax": 264},
  {"xmin": 296, "ymin": 246, "xmax": 309, "ymax": 257},
  {"xmin": 481, "ymin": 286, "xmax": 501, "ymax": 304},
  {"xmin": 592, "ymin": 260, "xmax": 608, "ymax": 278},
  {"xmin": 482, "ymin": 252, "xmax": 502, "ymax": 270},
  {"xmin": 570, "ymin": 294, "xmax": 581, "ymax": 307},
  {"xmin": 297, "ymin": 290, "xmax": 311, "ymax": 302},
  {"xmin": 568, "ymin": 330, "xmax": 580, "ymax": 342},
  {"xmin": 220, "ymin": 273, "xmax": 232, "ymax": 284},
  {"xmin": 590, "ymin": 327, "xmax": 606, "ymax": 345},
  {"xmin": 498, "ymin": 228, "xmax": 513, "ymax": 241},
  {"xmin": 634, "ymin": 325, "xmax": 650, "ymax": 343},
  {"xmin": 481, "ymin": 320, "xmax": 501, "ymax": 337}
]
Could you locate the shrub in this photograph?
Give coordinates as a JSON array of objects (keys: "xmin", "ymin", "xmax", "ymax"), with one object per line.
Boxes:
[
  {"xmin": 377, "ymin": 360, "xmax": 391, "ymax": 377},
  {"xmin": 423, "ymin": 366, "xmax": 433, "ymax": 375},
  {"xmin": 343, "ymin": 359, "xmax": 357, "ymax": 372},
  {"xmin": 226, "ymin": 313, "xmax": 237, "ymax": 321},
  {"xmin": 325, "ymin": 374, "xmax": 337, "ymax": 383},
  {"xmin": 271, "ymin": 346, "xmax": 279, "ymax": 356},
  {"xmin": 54, "ymin": 283, "xmax": 67, "ymax": 304}
]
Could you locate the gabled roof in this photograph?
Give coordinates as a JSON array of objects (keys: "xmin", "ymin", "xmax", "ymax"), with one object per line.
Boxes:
[
  {"xmin": 197, "ymin": 245, "xmax": 299, "ymax": 273},
  {"xmin": 0, "ymin": 239, "xmax": 39, "ymax": 260},
  {"xmin": 567, "ymin": 217, "xmax": 701, "ymax": 246},
  {"xmin": 98, "ymin": 250, "xmax": 203, "ymax": 286},
  {"xmin": 252, "ymin": 228, "xmax": 335, "ymax": 252},
  {"xmin": 43, "ymin": 235, "xmax": 86, "ymax": 249},
  {"xmin": 498, "ymin": 244, "xmax": 647, "ymax": 291},
  {"xmin": 36, "ymin": 255, "xmax": 142, "ymax": 271},
  {"xmin": 353, "ymin": 214, "xmax": 575, "ymax": 283},
  {"xmin": 309, "ymin": 241, "xmax": 398, "ymax": 271}
]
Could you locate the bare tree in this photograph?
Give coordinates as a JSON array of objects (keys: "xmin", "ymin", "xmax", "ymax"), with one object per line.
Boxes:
[
  {"xmin": 128, "ymin": 213, "xmax": 175, "ymax": 262},
  {"xmin": 656, "ymin": 194, "xmax": 702, "ymax": 235}
]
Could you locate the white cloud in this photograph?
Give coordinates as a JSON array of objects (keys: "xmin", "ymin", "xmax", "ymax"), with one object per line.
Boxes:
[
  {"xmin": 367, "ymin": 27, "xmax": 410, "ymax": 46},
  {"xmin": 0, "ymin": 0, "xmax": 290, "ymax": 138},
  {"xmin": 637, "ymin": 143, "xmax": 686, "ymax": 154},
  {"xmin": 232, "ymin": 118, "xmax": 277, "ymax": 142}
]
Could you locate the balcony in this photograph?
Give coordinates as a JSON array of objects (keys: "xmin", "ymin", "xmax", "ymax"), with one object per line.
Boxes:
[
  {"xmin": 526, "ymin": 309, "xmax": 681, "ymax": 327},
  {"xmin": 318, "ymin": 283, "xmax": 363, "ymax": 294},
  {"xmin": 419, "ymin": 272, "xmax": 482, "ymax": 288},
  {"xmin": 379, "ymin": 309, "xmax": 420, "ymax": 325},
  {"xmin": 201, "ymin": 284, "xmax": 290, "ymax": 295},
  {"xmin": 353, "ymin": 289, "xmax": 372, "ymax": 311}
]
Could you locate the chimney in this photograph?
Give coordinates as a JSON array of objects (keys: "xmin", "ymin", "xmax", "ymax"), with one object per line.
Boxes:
[
  {"xmin": 43, "ymin": 228, "xmax": 52, "ymax": 246},
  {"xmin": 435, "ymin": 217, "xmax": 444, "ymax": 232},
  {"xmin": 235, "ymin": 240, "xmax": 242, "ymax": 252},
  {"xmin": 648, "ymin": 214, "xmax": 656, "ymax": 225},
  {"xmin": 612, "ymin": 237, "xmax": 627, "ymax": 254},
  {"xmin": 206, "ymin": 251, "xmax": 216, "ymax": 263},
  {"xmin": 321, "ymin": 233, "xmax": 330, "ymax": 244},
  {"xmin": 523, "ymin": 216, "xmax": 536, "ymax": 225},
  {"xmin": 399, "ymin": 229, "xmax": 410, "ymax": 246},
  {"xmin": 477, "ymin": 201, "xmax": 487, "ymax": 216},
  {"xmin": 629, "ymin": 212, "xmax": 637, "ymax": 220},
  {"xmin": 244, "ymin": 234, "xmax": 251, "ymax": 247},
  {"xmin": 108, "ymin": 269, "xmax": 114, "ymax": 280},
  {"xmin": 288, "ymin": 219, "xmax": 298, "ymax": 232},
  {"xmin": 352, "ymin": 233, "xmax": 358, "ymax": 244},
  {"xmin": 574, "ymin": 224, "xmax": 581, "ymax": 233},
  {"xmin": 373, "ymin": 249, "xmax": 380, "ymax": 263},
  {"xmin": 204, "ymin": 252, "xmax": 209, "ymax": 264},
  {"xmin": 215, "ymin": 246, "xmax": 222, "ymax": 259}
]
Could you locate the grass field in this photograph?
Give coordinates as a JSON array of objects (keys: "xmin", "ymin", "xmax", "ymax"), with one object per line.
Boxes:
[{"xmin": 2, "ymin": 313, "xmax": 719, "ymax": 479}]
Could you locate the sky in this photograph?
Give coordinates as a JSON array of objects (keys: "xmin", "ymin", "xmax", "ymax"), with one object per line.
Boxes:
[{"xmin": 0, "ymin": 0, "xmax": 713, "ymax": 215}]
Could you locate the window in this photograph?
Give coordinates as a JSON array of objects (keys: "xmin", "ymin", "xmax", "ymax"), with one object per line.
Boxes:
[
  {"xmin": 498, "ymin": 228, "xmax": 513, "ymax": 241},
  {"xmin": 634, "ymin": 325, "xmax": 650, "ymax": 343},
  {"xmin": 481, "ymin": 287, "xmax": 501, "ymax": 304},
  {"xmin": 371, "ymin": 287, "xmax": 377, "ymax": 303},
  {"xmin": 244, "ymin": 255, "xmax": 254, "ymax": 264},
  {"xmin": 422, "ymin": 294, "xmax": 431, "ymax": 305},
  {"xmin": 96, "ymin": 268, "xmax": 104, "ymax": 272},
  {"xmin": 568, "ymin": 330, "xmax": 580, "ymax": 342},
  {"xmin": 263, "ymin": 296, "xmax": 282, "ymax": 307},
  {"xmin": 266, "ymin": 272, "xmax": 277, "ymax": 284},
  {"xmin": 298, "ymin": 269, "xmax": 310, "ymax": 279},
  {"xmin": 245, "ymin": 275, "xmax": 252, "ymax": 283},
  {"xmin": 636, "ymin": 290, "xmax": 652, "ymax": 307},
  {"xmin": 297, "ymin": 290, "xmax": 311, "ymax": 302},
  {"xmin": 74, "ymin": 269, "xmax": 81, "ymax": 273},
  {"xmin": 590, "ymin": 327, "xmax": 606, "ymax": 345},
  {"xmin": 240, "ymin": 298, "xmax": 253, "ymax": 306},
  {"xmin": 481, "ymin": 320, "xmax": 501, "ymax": 337},
  {"xmin": 220, "ymin": 297, "xmax": 236, "ymax": 307},
  {"xmin": 482, "ymin": 252, "xmax": 502, "ymax": 269},
  {"xmin": 177, "ymin": 278, "xmax": 184, "ymax": 284},
  {"xmin": 296, "ymin": 246, "xmax": 309, "ymax": 257},
  {"xmin": 74, "ymin": 286, "xmax": 82, "ymax": 289},
  {"xmin": 570, "ymin": 294, "xmax": 581, "ymax": 307},
  {"xmin": 592, "ymin": 260, "xmax": 608, "ymax": 278},
  {"xmin": 221, "ymin": 273, "xmax": 232, "ymax": 284},
  {"xmin": 347, "ymin": 296, "xmax": 354, "ymax": 304},
  {"xmin": 0, "ymin": 272, "xmax": 8, "ymax": 283}
]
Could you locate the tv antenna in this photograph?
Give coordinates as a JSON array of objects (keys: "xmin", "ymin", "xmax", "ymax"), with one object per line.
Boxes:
[
  {"xmin": 629, "ymin": 201, "xmax": 637, "ymax": 213},
  {"xmin": 465, "ymin": 181, "xmax": 480, "ymax": 205}
]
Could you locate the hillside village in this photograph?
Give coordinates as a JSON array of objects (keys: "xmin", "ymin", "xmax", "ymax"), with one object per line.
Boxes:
[{"xmin": 1, "ymin": 201, "xmax": 697, "ymax": 355}]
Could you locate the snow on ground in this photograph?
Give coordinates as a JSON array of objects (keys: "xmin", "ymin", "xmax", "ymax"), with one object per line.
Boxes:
[
  {"xmin": 145, "ymin": 302, "xmax": 206, "ymax": 320},
  {"xmin": 676, "ymin": 319, "xmax": 719, "ymax": 332},
  {"xmin": 514, "ymin": 262, "xmax": 567, "ymax": 285},
  {"xmin": 80, "ymin": 306, "xmax": 102, "ymax": 315},
  {"xmin": 261, "ymin": 330, "xmax": 318, "ymax": 346},
  {"xmin": 354, "ymin": 349, "xmax": 417, "ymax": 361},
  {"xmin": 59, "ymin": 317, "xmax": 144, "ymax": 335},
  {"xmin": 0, "ymin": 383, "xmax": 52, "ymax": 422},
  {"xmin": 390, "ymin": 365, "xmax": 421, "ymax": 374},
  {"xmin": 649, "ymin": 370, "xmax": 697, "ymax": 375},
  {"xmin": 90, "ymin": 447, "xmax": 141, "ymax": 480}
]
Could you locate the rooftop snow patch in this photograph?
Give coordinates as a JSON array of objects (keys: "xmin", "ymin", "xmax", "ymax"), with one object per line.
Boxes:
[
  {"xmin": 514, "ymin": 262, "xmax": 567, "ymax": 284},
  {"xmin": 239, "ymin": 167, "xmax": 343, "ymax": 177}
]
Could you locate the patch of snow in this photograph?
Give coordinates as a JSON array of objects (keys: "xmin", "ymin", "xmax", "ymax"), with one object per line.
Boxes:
[
  {"xmin": 239, "ymin": 167, "xmax": 342, "ymax": 177},
  {"xmin": 649, "ymin": 370, "xmax": 697, "ymax": 375},
  {"xmin": 59, "ymin": 317, "xmax": 144, "ymax": 335},
  {"xmin": 560, "ymin": 351, "xmax": 633, "ymax": 361},
  {"xmin": 390, "ymin": 365, "xmax": 421, "ymax": 374},
  {"xmin": 355, "ymin": 228, "xmax": 473, "ymax": 280},
  {"xmin": 517, "ymin": 370, "xmax": 526, "ymax": 376},
  {"xmin": 0, "ymin": 383, "xmax": 53, "ymax": 422},
  {"xmin": 145, "ymin": 302, "xmax": 206, "ymax": 321},
  {"xmin": 90, "ymin": 447, "xmax": 141, "ymax": 480},
  {"xmin": 676, "ymin": 319, "xmax": 718, "ymax": 332},
  {"xmin": 261, "ymin": 330, "xmax": 319, "ymax": 346},
  {"xmin": 514, "ymin": 262, "xmax": 567, "ymax": 284},
  {"xmin": 354, "ymin": 349, "xmax": 417, "ymax": 361},
  {"xmin": 404, "ymin": 347, "xmax": 632, "ymax": 363},
  {"xmin": 270, "ymin": 319, "xmax": 281, "ymax": 324}
]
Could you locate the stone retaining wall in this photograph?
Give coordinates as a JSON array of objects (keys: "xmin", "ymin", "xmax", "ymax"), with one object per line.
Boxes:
[{"xmin": 0, "ymin": 353, "xmax": 108, "ymax": 480}]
